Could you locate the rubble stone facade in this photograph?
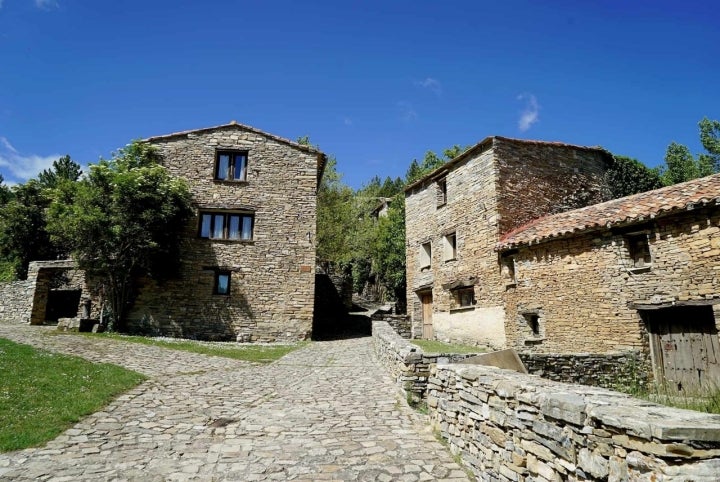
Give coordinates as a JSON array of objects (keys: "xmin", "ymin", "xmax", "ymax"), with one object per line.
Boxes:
[
  {"xmin": 405, "ymin": 137, "xmax": 612, "ymax": 348},
  {"xmin": 124, "ymin": 123, "xmax": 325, "ymax": 341}
]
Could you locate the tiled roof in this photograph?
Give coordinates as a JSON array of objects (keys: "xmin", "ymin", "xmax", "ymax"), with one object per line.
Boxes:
[{"xmin": 497, "ymin": 173, "xmax": 720, "ymax": 251}]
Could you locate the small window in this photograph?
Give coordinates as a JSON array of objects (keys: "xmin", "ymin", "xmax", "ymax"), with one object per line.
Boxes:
[
  {"xmin": 626, "ymin": 233, "xmax": 651, "ymax": 269},
  {"xmin": 443, "ymin": 232, "xmax": 457, "ymax": 261},
  {"xmin": 215, "ymin": 151, "xmax": 248, "ymax": 181},
  {"xmin": 455, "ymin": 288, "xmax": 475, "ymax": 307},
  {"xmin": 436, "ymin": 178, "xmax": 447, "ymax": 207},
  {"xmin": 419, "ymin": 242, "xmax": 432, "ymax": 269},
  {"xmin": 501, "ymin": 255, "xmax": 516, "ymax": 286},
  {"xmin": 215, "ymin": 271, "xmax": 231, "ymax": 295},
  {"xmin": 199, "ymin": 212, "xmax": 254, "ymax": 240},
  {"xmin": 525, "ymin": 313, "xmax": 540, "ymax": 336}
]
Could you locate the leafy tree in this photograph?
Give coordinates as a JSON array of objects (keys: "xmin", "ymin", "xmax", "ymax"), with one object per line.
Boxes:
[
  {"xmin": 0, "ymin": 175, "xmax": 11, "ymax": 206},
  {"xmin": 0, "ymin": 180, "xmax": 61, "ymax": 279},
  {"xmin": 47, "ymin": 141, "xmax": 192, "ymax": 331},
  {"xmin": 660, "ymin": 117, "xmax": 720, "ymax": 185},
  {"xmin": 38, "ymin": 155, "xmax": 82, "ymax": 189},
  {"xmin": 372, "ymin": 196, "xmax": 407, "ymax": 308},
  {"xmin": 605, "ymin": 155, "xmax": 663, "ymax": 198},
  {"xmin": 316, "ymin": 157, "xmax": 356, "ymax": 264}
]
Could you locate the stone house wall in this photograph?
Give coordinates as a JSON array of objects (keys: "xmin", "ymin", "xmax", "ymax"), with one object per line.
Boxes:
[
  {"xmin": 502, "ymin": 208, "xmax": 720, "ymax": 354},
  {"xmin": 428, "ymin": 362, "xmax": 720, "ymax": 481},
  {"xmin": 405, "ymin": 137, "xmax": 612, "ymax": 348},
  {"xmin": 126, "ymin": 124, "xmax": 322, "ymax": 341},
  {"xmin": 0, "ymin": 279, "xmax": 33, "ymax": 323}
]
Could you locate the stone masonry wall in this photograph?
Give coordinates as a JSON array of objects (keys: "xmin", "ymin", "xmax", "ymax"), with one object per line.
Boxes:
[
  {"xmin": 372, "ymin": 320, "xmax": 479, "ymax": 402},
  {"xmin": 127, "ymin": 125, "xmax": 320, "ymax": 341},
  {"xmin": 493, "ymin": 139, "xmax": 612, "ymax": 235},
  {"xmin": 405, "ymin": 145, "xmax": 505, "ymax": 346},
  {"xmin": 0, "ymin": 279, "xmax": 33, "ymax": 323},
  {"xmin": 520, "ymin": 352, "xmax": 650, "ymax": 391},
  {"xmin": 503, "ymin": 208, "xmax": 720, "ymax": 354},
  {"xmin": 371, "ymin": 312, "xmax": 412, "ymax": 339},
  {"xmin": 429, "ymin": 362, "xmax": 720, "ymax": 481},
  {"xmin": 405, "ymin": 138, "xmax": 612, "ymax": 348}
]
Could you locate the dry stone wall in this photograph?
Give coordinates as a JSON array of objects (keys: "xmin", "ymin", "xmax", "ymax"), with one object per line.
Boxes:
[
  {"xmin": 429, "ymin": 362, "xmax": 720, "ymax": 481},
  {"xmin": 0, "ymin": 279, "xmax": 33, "ymax": 323},
  {"xmin": 372, "ymin": 320, "xmax": 480, "ymax": 402},
  {"xmin": 128, "ymin": 125, "xmax": 321, "ymax": 341}
]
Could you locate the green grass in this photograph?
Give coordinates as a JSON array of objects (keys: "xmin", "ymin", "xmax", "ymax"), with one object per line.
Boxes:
[
  {"xmin": 411, "ymin": 339, "xmax": 484, "ymax": 354},
  {"xmin": 0, "ymin": 259, "xmax": 17, "ymax": 282},
  {"xmin": 61, "ymin": 332, "xmax": 308, "ymax": 363},
  {"xmin": 0, "ymin": 338, "xmax": 146, "ymax": 452}
]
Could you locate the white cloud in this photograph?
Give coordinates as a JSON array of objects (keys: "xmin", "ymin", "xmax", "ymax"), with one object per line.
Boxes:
[
  {"xmin": 343, "ymin": 117, "xmax": 353, "ymax": 126},
  {"xmin": 397, "ymin": 101, "xmax": 418, "ymax": 122},
  {"xmin": 35, "ymin": 0, "xmax": 59, "ymax": 10},
  {"xmin": 415, "ymin": 77, "xmax": 442, "ymax": 95},
  {"xmin": 0, "ymin": 1, "xmax": 4, "ymax": 9},
  {"xmin": 517, "ymin": 93, "xmax": 540, "ymax": 132},
  {"xmin": 0, "ymin": 136, "xmax": 61, "ymax": 183}
]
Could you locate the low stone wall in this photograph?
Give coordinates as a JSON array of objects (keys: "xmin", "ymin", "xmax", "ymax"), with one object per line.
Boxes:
[
  {"xmin": 0, "ymin": 279, "xmax": 34, "ymax": 323},
  {"xmin": 371, "ymin": 312, "xmax": 411, "ymax": 339},
  {"xmin": 429, "ymin": 363, "xmax": 720, "ymax": 481},
  {"xmin": 372, "ymin": 320, "xmax": 479, "ymax": 401},
  {"xmin": 520, "ymin": 351, "xmax": 650, "ymax": 391}
]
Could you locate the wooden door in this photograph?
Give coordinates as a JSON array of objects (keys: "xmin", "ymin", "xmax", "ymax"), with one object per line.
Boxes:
[
  {"xmin": 421, "ymin": 293, "xmax": 433, "ymax": 339},
  {"xmin": 646, "ymin": 306, "xmax": 720, "ymax": 392}
]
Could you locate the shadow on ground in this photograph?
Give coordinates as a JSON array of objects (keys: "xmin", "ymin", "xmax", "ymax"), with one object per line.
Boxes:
[{"xmin": 312, "ymin": 312, "xmax": 371, "ymax": 341}]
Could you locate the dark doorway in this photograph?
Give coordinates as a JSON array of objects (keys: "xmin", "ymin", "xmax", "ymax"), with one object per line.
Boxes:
[
  {"xmin": 45, "ymin": 290, "xmax": 81, "ymax": 323},
  {"xmin": 642, "ymin": 305, "xmax": 720, "ymax": 392}
]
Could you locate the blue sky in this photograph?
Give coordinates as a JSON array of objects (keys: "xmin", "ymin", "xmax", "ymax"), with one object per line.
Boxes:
[{"xmin": 0, "ymin": 0, "xmax": 718, "ymax": 188}]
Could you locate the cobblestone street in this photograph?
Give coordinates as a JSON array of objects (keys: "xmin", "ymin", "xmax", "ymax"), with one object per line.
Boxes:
[{"xmin": 0, "ymin": 322, "xmax": 469, "ymax": 481}]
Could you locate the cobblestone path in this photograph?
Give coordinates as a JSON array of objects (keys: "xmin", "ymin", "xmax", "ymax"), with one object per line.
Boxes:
[{"xmin": 0, "ymin": 322, "xmax": 469, "ymax": 481}]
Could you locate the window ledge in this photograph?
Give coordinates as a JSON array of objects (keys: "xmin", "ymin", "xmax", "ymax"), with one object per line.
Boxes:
[
  {"xmin": 524, "ymin": 337, "xmax": 545, "ymax": 345},
  {"xmin": 505, "ymin": 282, "xmax": 517, "ymax": 289},
  {"xmin": 436, "ymin": 203, "xmax": 446, "ymax": 209},
  {"xmin": 628, "ymin": 266, "xmax": 652, "ymax": 274},
  {"xmin": 420, "ymin": 265, "xmax": 431, "ymax": 272},
  {"xmin": 444, "ymin": 258, "xmax": 457, "ymax": 263},
  {"xmin": 201, "ymin": 238, "xmax": 255, "ymax": 244},
  {"xmin": 449, "ymin": 306, "xmax": 475, "ymax": 313},
  {"xmin": 213, "ymin": 179, "xmax": 249, "ymax": 185}
]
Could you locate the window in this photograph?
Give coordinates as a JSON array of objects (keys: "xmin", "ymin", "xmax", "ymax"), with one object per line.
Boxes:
[
  {"xmin": 524, "ymin": 313, "xmax": 540, "ymax": 336},
  {"xmin": 215, "ymin": 151, "xmax": 248, "ymax": 181},
  {"xmin": 455, "ymin": 288, "xmax": 475, "ymax": 308},
  {"xmin": 199, "ymin": 212, "xmax": 254, "ymax": 240},
  {"xmin": 626, "ymin": 233, "xmax": 651, "ymax": 269},
  {"xmin": 501, "ymin": 254, "xmax": 517, "ymax": 286},
  {"xmin": 214, "ymin": 271, "xmax": 231, "ymax": 295},
  {"xmin": 419, "ymin": 242, "xmax": 432, "ymax": 269},
  {"xmin": 436, "ymin": 178, "xmax": 447, "ymax": 207},
  {"xmin": 443, "ymin": 232, "xmax": 457, "ymax": 261}
]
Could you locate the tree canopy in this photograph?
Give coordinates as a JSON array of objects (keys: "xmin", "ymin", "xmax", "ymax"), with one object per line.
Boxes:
[
  {"xmin": 47, "ymin": 141, "xmax": 192, "ymax": 331},
  {"xmin": 660, "ymin": 117, "xmax": 720, "ymax": 185}
]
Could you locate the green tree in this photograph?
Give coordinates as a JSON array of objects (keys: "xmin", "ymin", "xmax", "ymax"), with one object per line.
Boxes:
[
  {"xmin": 0, "ymin": 180, "xmax": 60, "ymax": 279},
  {"xmin": 316, "ymin": 156, "xmax": 356, "ymax": 264},
  {"xmin": 605, "ymin": 155, "xmax": 663, "ymax": 198},
  {"xmin": 47, "ymin": 141, "xmax": 192, "ymax": 331},
  {"xmin": 371, "ymin": 196, "xmax": 407, "ymax": 307},
  {"xmin": 37, "ymin": 155, "xmax": 82, "ymax": 189},
  {"xmin": 661, "ymin": 117, "xmax": 720, "ymax": 185}
]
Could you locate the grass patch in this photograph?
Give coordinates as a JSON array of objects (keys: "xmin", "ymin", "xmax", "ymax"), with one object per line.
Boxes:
[
  {"xmin": 0, "ymin": 258, "xmax": 17, "ymax": 282},
  {"xmin": 59, "ymin": 332, "xmax": 308, "ymax": 363},
  {"xmin": 615, "ymin": 381, "xmax": 720, "ymax": 414},
  {"xmin": 411, "ymin": 339, "xmax": 484, "ymax": 354},
  {"xmin": 0, "ymin": 338, "xmax": 146, "ymax": 452}
]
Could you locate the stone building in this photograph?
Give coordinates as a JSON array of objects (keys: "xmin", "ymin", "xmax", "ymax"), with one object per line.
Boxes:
[
  {"xmin": 405, "ymin": 136, "xmax": 614, "ymax": 349},
  {"xmin": 121, "ymin": 121, "xmax": 327, "ymax": 341},
  {"xmin": 0, "ymin": 121, "xmax": 327, "ymax": 342},
  {"xmin": 497, "ymin": 174, "xmax": 720, "ymax": 390}
]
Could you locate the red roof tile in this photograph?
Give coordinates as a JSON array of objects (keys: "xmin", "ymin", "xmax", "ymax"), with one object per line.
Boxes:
[{"xmin": 497, "ymin": 173, "xmax": 720, "ymax": 251}]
